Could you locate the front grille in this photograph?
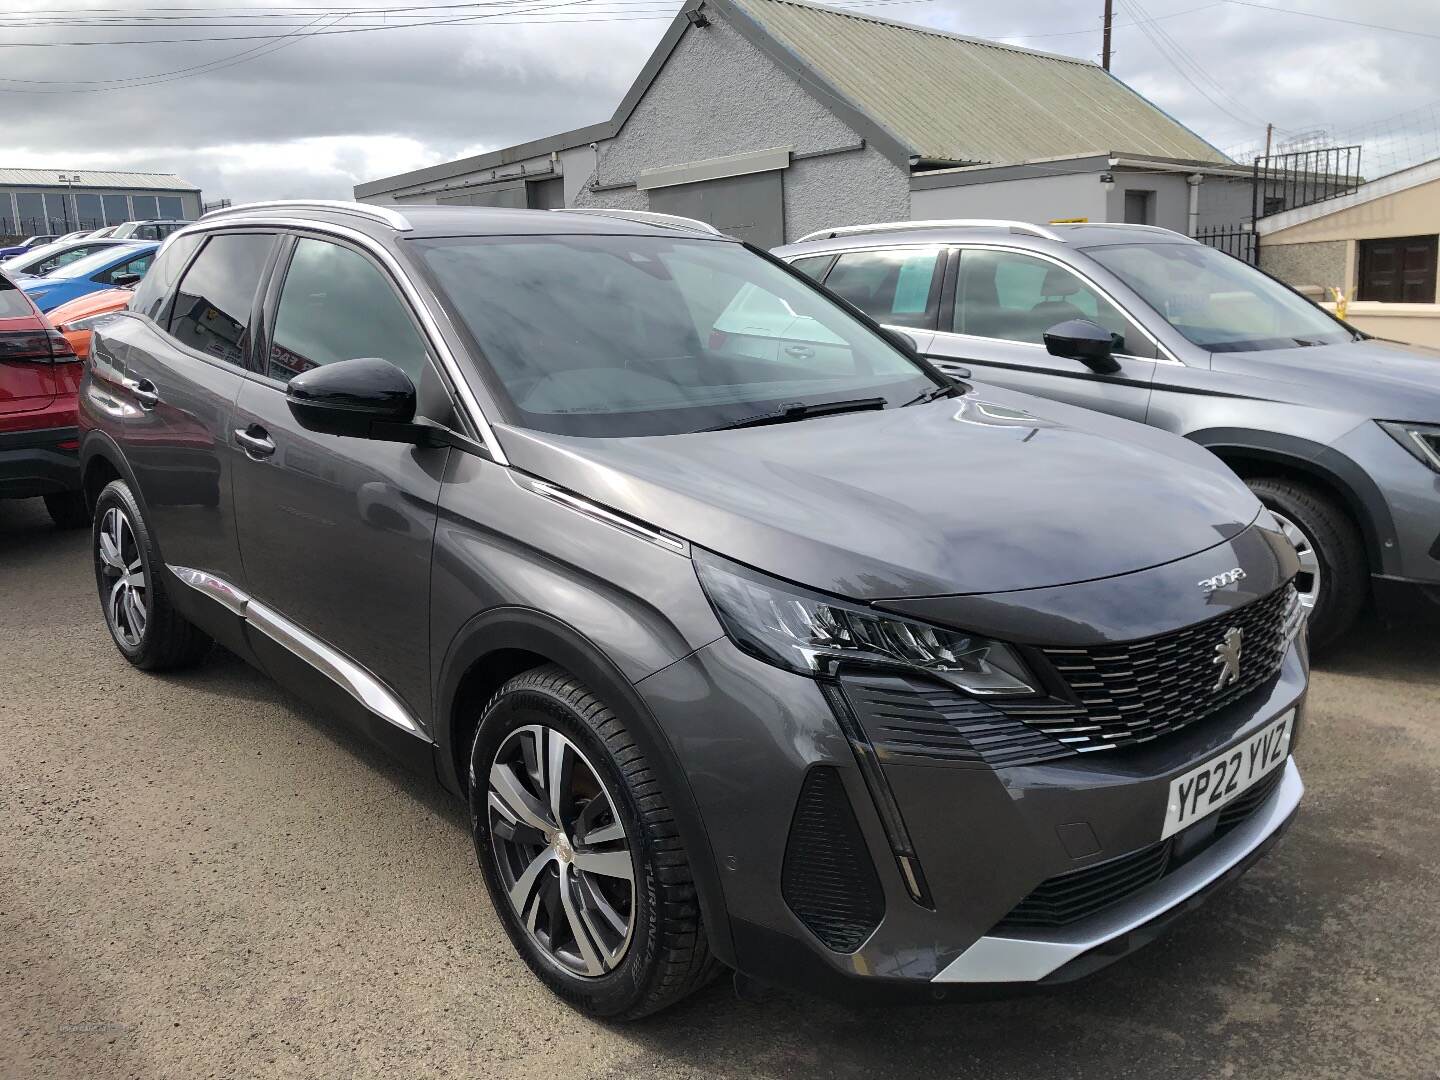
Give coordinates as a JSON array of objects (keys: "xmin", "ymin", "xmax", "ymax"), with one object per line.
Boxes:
[
  {"xmin": 781, "ymin": 767, "xmax": 885, "ymax": 952},
  {"xmin": 994, "ymin": 760, "xmax": 1288, "ymax": 931},
  {"xmin": 840, "ymin": 674, "xmax": 1073, "ymax": 769},
  {"xmin": 1004, "ymin": 585, "xmax": 1294, "ymax": 753}
]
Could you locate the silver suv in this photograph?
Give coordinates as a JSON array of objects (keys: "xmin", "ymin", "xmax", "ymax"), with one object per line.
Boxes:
[{"xmin": 776, "ymin": 220, "xmax": 1440, "ymax": 648}]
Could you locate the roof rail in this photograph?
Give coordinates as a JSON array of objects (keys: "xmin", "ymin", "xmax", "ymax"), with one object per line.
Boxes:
[
  {"xmin": 796, "ymin": 219, "xmax": 1064, "ymax": 243},
  {"xmin": 200, "ymin": 200, "xmax": 412, "ymax": 232},
  {"xmin": 554, "ymin": 207, "xmax": 724, "ymax": 236}
]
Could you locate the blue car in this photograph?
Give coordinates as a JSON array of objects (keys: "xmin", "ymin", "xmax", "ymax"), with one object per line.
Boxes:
[
  {"xmin": 0, "ymin": 234, "xmax": 57, "ymax": 260},
  {"xmin": 13, "ymin": 241, "xmax": 158, "ymax": 313}
]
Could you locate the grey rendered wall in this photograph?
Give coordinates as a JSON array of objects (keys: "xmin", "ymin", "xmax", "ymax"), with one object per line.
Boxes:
[
  {"xmin": 1104, "ymin": 171, "xmax": 1189, "ymax": 232},
  {"xmin": 910, "ymin": 172, "xmax": 1104, "ymax": 223},
  {"xmin": 573, "ymin": 14, "xmax": 909, "ymax": 243},
  {"xmin": 1259, "ymin": 239, "xmax": 1348, "ymax": 295}
]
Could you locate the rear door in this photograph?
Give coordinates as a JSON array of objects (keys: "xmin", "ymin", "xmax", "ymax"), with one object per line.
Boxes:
[
  {"xmin": 229, "ymin": 232, "xmax": 452, "ymax": 762},
  {"xmin": 114, "ymin": 229, "xmax": 278, "ymax": 649},
  {"xmin": 924, "ymin": 246, "xmax": 1157, "ymax": 423}
]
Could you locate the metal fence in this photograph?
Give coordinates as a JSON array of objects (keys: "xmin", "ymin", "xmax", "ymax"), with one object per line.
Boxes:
[
  {"xmin": 1195, "ymin": 223, "xmax": 1258, "ymax": 265},
  {"xmin": 202, "ymin": 198, "xmax": 232, "ymax": 214},
  {"xmin": 1252, "ymin": 145, "xmax": 1362, "ymax": 220}
]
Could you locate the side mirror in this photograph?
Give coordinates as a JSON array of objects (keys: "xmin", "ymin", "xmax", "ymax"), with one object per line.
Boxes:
[
  {"xmin": 287, "ymin": 357, "xmax": 418, "ymax": 440},
  {"xmin": 111, "ymin": 272, "xmax": 142, "ymax": 288},
  {"xmin": 1043, "ymin": 319, "xmax": 1121, "ymax": 374}
]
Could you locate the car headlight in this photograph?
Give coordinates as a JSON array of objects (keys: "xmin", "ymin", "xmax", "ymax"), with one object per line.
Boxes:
[
  {"xmin": 1379, "ymin": 421, "xmax": 1440, "ymax": 473},
  {"xmin": 58, "ymin": 311, "xmax": 122, "ymax": 333},
  {"xmin": 694, "ymin": 551, "xmax": 1038, "ymax": 695}
]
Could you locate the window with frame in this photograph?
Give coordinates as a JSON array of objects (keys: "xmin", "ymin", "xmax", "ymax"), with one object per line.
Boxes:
[
  {"xmin": 789, "ymin": 254, "xmax": 834, "ymax": 281},
  {"xmin": 953, "ymin": 248, "xmax": 1149, "ymax": 356},
  {"xmin": 267, "ymin": 237, "xmax": 430, "ymax": 383},
  {"xmin": 168, "ymin": 233, "xmax": 275, "ymax": 366},
  {"xmin": 1358, "ymin": 234, "xmax": 1438, "ymax": 303},
  {"xmin": 95, "ymin": 250, "xmax": 155, "ymax": 286},
  {"xmin": 821, "ymin": 248, "xmax": 942, "ymax": 329}
]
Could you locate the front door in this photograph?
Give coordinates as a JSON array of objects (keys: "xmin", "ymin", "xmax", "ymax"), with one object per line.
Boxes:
[
  {"xmin": 230, "ymin": 233, "xmax": 451, "ymax": 762},
  {"xmin": 924, "ymin": 247, "xmax": 1157, "ymax": 424}
]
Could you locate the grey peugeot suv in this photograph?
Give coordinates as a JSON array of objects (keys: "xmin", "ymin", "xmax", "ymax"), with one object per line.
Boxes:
[
  {"xmin": 79, "ymin": 201, "xmax": 1307, "ymax": 1018},
  {"xmin": 775, "ymin": 220, "xmax": 1440, "ymax": 649}
]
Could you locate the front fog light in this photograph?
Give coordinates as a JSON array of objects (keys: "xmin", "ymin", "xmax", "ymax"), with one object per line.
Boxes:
[{"xmin": 694, "ymin": 550, "xmax": 1038, "ymax": 696}]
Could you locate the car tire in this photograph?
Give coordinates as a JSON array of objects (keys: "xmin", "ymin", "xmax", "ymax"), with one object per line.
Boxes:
[
  {"xmin": 43, "ymin": 490, "xmax": 90, "ymax": 529},
  {"xmin": 92, "ymin": 479, "xmax": 212, "ymax": 671},
  {"xmin": 1248, "ymin": 476, "xmax": 1367, "ymax": 651},
  {"xmin": 469, "ymin": 665, "xmax": 720, "ymax": 1019}
]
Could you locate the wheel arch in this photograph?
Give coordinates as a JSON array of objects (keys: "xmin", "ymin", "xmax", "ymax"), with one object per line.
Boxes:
[
  {"xmin": 434, "ymin": 606, "xmax": 736, "ymax": 968},
  {"xmin": 1189, "ymin": 427, "xmax": 1394, "ymax": 576},
  {"xmin": 80, "ymin": 429, "xmax": 136, "ymax": 513}
]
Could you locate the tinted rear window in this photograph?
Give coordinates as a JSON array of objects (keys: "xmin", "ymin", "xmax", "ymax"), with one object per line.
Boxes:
[
  {"xmin": 0, "ymin": 278, "xmax": 33, "ymax": 318},
  {"xmin": 131, "ymin": 232, "xmax": 203, "ymax": 320},
  {"xmin": 168, "ymin": 233, "xmax": 275, "ymax": 366}
]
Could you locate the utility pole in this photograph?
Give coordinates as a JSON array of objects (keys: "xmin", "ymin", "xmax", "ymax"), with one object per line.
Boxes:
[
  {"xmin": 1102, "ymin": 0, "xmax": 1113, "ymax": 71},
  {"xmin": 1264, "ymin": 122, "xmax": 1274, "ymax": 159}
]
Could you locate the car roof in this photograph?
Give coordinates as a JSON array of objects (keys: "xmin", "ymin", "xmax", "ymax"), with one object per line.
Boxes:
[{"xmin": 193, "ymin": 201, "xmax": 732, "ymax": 242}]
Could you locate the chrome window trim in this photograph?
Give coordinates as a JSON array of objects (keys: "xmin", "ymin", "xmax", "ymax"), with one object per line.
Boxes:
[
  {"xmin": 932, "ymin": 757, "xmax": 1302, "ymax": 984},
  {"xmin": 167, "ymin": 565, "xmax": 427, "ymax": 740},
  {"xmin": 165, "ymin": 216, "xmax": 509, "ymax": 465},
  {"xmin": 523, "ymin": 478, "xmax": 689, "ymax": 556},
  {"xmin": 944, "ymin": 242, "xmax": 1184, "ymax": 366}
]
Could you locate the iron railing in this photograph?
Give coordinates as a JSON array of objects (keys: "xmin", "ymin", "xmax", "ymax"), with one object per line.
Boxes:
[
  {"xmin": 1196, "ymin": 223, "xmax": 1258, "ymax": 265},
  {"xmin": 1252, "ymin": 145, "xmax": 1362, "ymax": 220}
]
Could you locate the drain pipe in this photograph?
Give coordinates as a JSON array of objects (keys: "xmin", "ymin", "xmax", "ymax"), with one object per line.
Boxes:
[{"xmin": 1187, "ymin": 173, "xmax": 1203, "ymax": 236}]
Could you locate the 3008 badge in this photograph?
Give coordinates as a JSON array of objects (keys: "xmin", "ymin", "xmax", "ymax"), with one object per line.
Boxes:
[{"xmin": 1162, "ymin": 710, "xmax": 1295, "ymax": 839}]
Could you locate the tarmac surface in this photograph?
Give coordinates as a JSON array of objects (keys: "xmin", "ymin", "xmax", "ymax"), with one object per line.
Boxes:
[{"xmin": 2, "ymin": 494, "xmax": 1437, "ymax": 1079}]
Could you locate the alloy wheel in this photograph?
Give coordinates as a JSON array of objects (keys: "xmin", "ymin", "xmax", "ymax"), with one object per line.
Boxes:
[
  {"xmin": 98, "ymin": 507, "xmax": 148, "ymax": 648},
  {"xmin": 487, "ymin": 724, "xmax": 635, "ymax": 978},
  {"xmin": 1271, "ymin": 508, "xmax": 1321, "ymax": 611}
]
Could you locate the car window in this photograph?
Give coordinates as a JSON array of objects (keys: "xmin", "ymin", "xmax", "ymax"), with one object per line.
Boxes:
[
  {"xmin": 415, "ymin": 234, "xmax": 934, "ymax": 437},
  {"xmin": 168, "ymin": 233, "xmax": 275, "ymax": 366},
  {"xmin": 130, "ymin": 233, "xmax": 203, "ymax": 320},
  {"xmin": 1085, "ymin": 242, "xmax": 1353, "ymax": 352},
  {"xmin": 97, "ymin": 252, "xmax": 153, "ymax": 285},
  {"xmin": 267, "ymin": 237, "xmax": 430, "ymax": 383},
  {"xmin": 953, "ymin": 248, "xmax": 1149, "ymax": 356},
  {"xmin": 0, "ymin": 278, "xmax": 32, "ymax": 318},
  {"xmin": 822, "ymin": 248, "xmax": 942, "ymax": 330},
  {"xmin": 45, "ymin": 244, "xmax": 153, "ymax": 281},
  {"xmin": 789, "ymin": 254, "xmax": 834, "ymax": 281}
]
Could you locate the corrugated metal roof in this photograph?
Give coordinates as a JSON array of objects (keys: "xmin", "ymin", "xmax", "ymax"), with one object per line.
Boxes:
[
  {"xmin": 728, "ymin": 0, "xmax": 1229, "ymax": 165},
  {"xmin": 0, "ymin": 167, "xmax": 200, "ymax": 191}
]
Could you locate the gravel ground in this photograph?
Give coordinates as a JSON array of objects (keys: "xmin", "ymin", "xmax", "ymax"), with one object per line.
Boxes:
[{"xmin": 2, "ymin": 494, "xmax": 1437, "ymax": 1080}]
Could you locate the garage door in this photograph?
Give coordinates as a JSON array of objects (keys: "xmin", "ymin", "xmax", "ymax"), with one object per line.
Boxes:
[{"xmin": 647, "ymin": 170, "xmax": 783, "ymax": 248}]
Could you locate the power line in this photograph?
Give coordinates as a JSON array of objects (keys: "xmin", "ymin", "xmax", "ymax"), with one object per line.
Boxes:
[{"xmin": 1221, "ymin": 0, "xmax": 1440, "ymax": 43}]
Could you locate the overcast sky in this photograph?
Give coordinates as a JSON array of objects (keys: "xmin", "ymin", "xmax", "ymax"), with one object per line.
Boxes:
[{"xmin": 1, "ymin": 0, "xmax": 1437, "ymax": 203}]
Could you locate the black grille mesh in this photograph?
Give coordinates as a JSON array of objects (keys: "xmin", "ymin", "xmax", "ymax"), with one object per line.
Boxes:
[
  {"xmin": 781, "ymin": 767, "xmax": 885, "ymax": 953},
  {"xmin": 1005, "ymin": 585, "xmax": 1295, "ymax": 753},
  {"xmin": 840, "ymin": 675, "xmax": 1073, "ymax": 769}
]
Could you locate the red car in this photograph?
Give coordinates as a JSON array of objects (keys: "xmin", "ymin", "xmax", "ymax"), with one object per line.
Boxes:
[{"xmin": 0, "ymin": 270, "xmax": 87, "ymax": 527}]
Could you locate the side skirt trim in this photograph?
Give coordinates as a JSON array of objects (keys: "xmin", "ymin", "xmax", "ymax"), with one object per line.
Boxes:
[{"xmin": 167, "ymin": 564, "xmax": 429, "ymax": 741}]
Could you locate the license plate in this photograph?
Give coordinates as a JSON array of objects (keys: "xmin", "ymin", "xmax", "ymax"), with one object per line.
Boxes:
[{"xmin": 1162, "ymin": 710, "xmax": 1294, "ymax": 839}]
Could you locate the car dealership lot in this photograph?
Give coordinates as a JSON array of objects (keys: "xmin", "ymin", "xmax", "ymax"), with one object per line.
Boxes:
[{"xmin": 1, "ymin": 497, "xmax": 1437, "ymax": 1080}]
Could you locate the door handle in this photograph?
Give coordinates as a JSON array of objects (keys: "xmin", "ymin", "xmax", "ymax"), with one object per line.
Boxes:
[
  {"xmin": 234, "ymin": 425, "xmax": 276, "ymax": 459},
  {"xmin": 783, "ymin": 344, "xmax": 815, "ymax": 360},
  {"xmin": 125, "ymin": 377, "xmax": 160, "ymax": 409}
]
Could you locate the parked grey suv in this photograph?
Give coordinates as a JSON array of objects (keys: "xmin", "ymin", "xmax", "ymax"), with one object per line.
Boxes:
[
  {"xmin": 79, "ymin": 202, "xmax": 1307, "ymax": 1017},
  {"xmin": 776, "ymin": 220, "xmax": 1440, "ymax": 648}
]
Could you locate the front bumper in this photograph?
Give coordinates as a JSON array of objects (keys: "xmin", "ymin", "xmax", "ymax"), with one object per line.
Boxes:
[
  {"xmin": 638, "ymin": 598, "xmax": 1308, "ymax": 1002},
  {"xmin": 0, "ymin": 425, "xmax": 80, "ymax": 498}
]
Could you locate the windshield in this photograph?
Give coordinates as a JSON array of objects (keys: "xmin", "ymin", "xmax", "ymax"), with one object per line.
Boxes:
[
  {"xmin": 48, "ymin": 243, "xmax": 152, "ymax": 281},
  {"xmin": 6, "ymin": 241, "xmax": 107, "ymax": 276},
  {"xmin": 415, "ymin": 234, "xmax": 937, "ymax": 437},
  {"xmin": 1085, "ymin": 242, "xmax": 1353, "ymax": 352}
]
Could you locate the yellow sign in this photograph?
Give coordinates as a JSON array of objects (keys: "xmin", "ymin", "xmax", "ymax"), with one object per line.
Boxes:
[{"xmin": 1049, "ymin": 217, "xmax": 1089, "ymax": 223}]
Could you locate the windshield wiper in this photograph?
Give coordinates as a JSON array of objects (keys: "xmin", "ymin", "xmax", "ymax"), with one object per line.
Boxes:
[
  {"xmin": 704, "ymin": 396, "xmax": 888, "ymax": 432},
  {"xmin": 900, "ymin": 381, "xmax": 964, "ymax": 407}
]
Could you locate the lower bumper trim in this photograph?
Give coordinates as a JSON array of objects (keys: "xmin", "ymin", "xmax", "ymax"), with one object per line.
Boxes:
[{"xmin": 933, "ymin": 757, "xmax": 1303, "ymax": 984}]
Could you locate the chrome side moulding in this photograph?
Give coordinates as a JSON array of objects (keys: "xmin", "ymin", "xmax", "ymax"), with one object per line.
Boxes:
[
  {"xmin": 932, "ymin": 758, "xmax": 1304, "ymax": 984},
  {"xmin": 167, "ymin": 565, "xmax": 427, "ymax": 741},
  {"xmin": 524, "ymin": 478, "xmax": 689, "ymax": 556}
]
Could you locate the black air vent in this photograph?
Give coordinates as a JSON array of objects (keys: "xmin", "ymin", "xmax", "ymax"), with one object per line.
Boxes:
[{"xmin": 781, "ymin": 767, "xmax": 885, "ymax": 953}]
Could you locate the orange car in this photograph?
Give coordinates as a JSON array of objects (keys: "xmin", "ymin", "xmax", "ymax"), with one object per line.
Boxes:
[{"xmin": 45, "ymin": 287, "xmax": 132, "ymax": 360}]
